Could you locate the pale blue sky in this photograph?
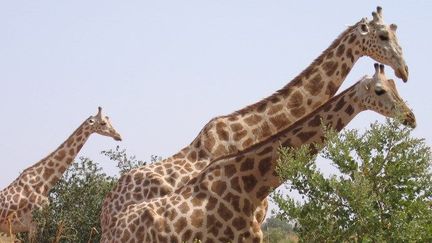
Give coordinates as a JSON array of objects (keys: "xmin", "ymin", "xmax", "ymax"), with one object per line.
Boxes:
[{"xmin": 0, "ymin": 0, "xmax": 431, "ymax": 211}]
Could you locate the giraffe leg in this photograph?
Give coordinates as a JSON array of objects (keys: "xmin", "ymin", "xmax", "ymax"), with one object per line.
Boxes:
[
  {"xmin": 6, "ymin": 212, "xmax": 16, "ymax": 239},
  {"xmin": 50, "ymin": 220, "xmax": 66, "ymax": 243},
  {"xmin": 0, "ymin": 212, "xmax": 20, "ymax": 243},
  {"xmin": 255, "ymin": 199, "xmax": 269, "ymax": 224}
]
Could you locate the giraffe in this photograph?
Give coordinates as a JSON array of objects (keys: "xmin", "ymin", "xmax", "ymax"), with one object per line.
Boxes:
[
  {"xmin": 100, "ymin": 6, "xmax": 409, "ymax": 239},
  {"xmin": 109, "ymin": 63, "xmax": 415, "ymax": 242},
  {"xmin": 0, "ymin": 107, "xmax": 122, "ymax": 236}
]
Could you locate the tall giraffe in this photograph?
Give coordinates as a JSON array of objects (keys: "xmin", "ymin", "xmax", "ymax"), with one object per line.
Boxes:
[
  {"xmin": 0, "ymin": 107, "xmax": 122, "ymax": 235},
  {"xmin": 100, "ymin": 6, "xmax": 409, "ymax": 239},
  {"xmin": 109, "ymin": 64, "xmax": 415, "ymax": 242}
]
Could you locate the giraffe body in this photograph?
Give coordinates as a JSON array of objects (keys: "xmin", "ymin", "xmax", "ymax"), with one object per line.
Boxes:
[
  {"xmin": 101, "ymin": 7, "xmax": 409, "ymax": 240},
  {"xmin": 109, "ymin": 64, "xmax": 415, "ymax": 242},
  {"xmin": 0, "ymin": 107, "xmax": 121, "ymax": 235}
]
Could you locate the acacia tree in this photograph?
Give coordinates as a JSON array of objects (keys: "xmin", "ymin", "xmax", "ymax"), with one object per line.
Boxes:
[{"xmin": 273, "ymin": 119, "xmax": 432, "ymax": 242}]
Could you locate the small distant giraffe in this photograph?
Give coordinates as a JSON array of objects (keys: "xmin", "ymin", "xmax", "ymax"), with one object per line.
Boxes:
[
  {"xmin": 0, "ymin": 107, "xmax": 122, "ymax": 236},
  {"xmin": 109, "ymin": 64, "xmax": 415, "ymax": 242},
  {"xmin": 101, "ymin": 6, "xmax": 409, "ymax": 240}
]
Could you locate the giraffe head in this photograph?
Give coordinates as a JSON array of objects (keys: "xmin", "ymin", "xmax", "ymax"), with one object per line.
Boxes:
[
  {"xmin": 353, "ymin": 6, "xmax": 408, "ymax": 82},
  {"xmin": 86, "ymin": 107, "xmax": 122, "ymax": 141},
  {"xmin": 356, "ymin": 63, "xmax": 416, "ymax": 128}
]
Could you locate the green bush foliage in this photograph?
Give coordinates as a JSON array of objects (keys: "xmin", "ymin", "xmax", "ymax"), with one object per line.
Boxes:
[
  {"xmin": 16, "ymin": 147, "xmax": 151, "ymax": 243},
  {"xmin": 273, "ymin": 119, "xmax": 432, "ymax": 242}
]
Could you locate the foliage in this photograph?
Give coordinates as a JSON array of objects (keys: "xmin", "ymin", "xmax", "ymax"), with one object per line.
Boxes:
[
  {"xmin": 16, "ymin": 147, "xmax": 152, "ymax": 243},
  {"xmin": 272, "ymin": 119, "xmax": 432, "ymax": 242},
  {"xmin": 101, "ymin": 145, "xmax": 148, "ymax": 174},
  {"xmin": 262, "ymin": 215, "xmax": 293, "ymax": 232},
  {"xmin": 16, "ymin": 158, "xmax": 115, "ymax": 243},
  {"xmin": 262, "ymin": 215, "xmax": 297, "ymax": 243}
]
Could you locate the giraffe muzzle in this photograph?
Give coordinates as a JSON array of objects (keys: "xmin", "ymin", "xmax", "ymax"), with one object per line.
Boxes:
[
  {"xmin": 113, "ymin": 135, "xmax": 122, "ymax": 141},
  {"xmin": 395, "ymin": 65, "xmax": 409, "ymax": 82},
  {"xmin": 402, "ymin": 111, "xmax": 416, "ymax": 128}
]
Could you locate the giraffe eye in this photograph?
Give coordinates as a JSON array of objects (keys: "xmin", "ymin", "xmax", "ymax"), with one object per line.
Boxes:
[
  {"xmin": 360, "ymin": 23, "xmax": 368, "ymax": 33},
  {"xmin": 101, "ymin": 121, "xmax": 107, "ymax": 126},
  {"xmin": 375, "ymin": 88, "xmax": 386, "ymax": 96},
  {"xmin": 379, "ymin": 34, "xmax": 389, "ymax": 41}
]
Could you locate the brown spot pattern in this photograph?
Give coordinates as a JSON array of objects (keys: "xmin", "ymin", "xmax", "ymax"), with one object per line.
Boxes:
[
  {"xmin": 242, "ymin": 138, "xmax": 254, "ymax": 148},
  {"xmin": 291, "ymin": 106, "xmax": 306, "ymax": 118},
  {"xmin": 341, "ymin": 63, "xmax": 351, "ymax": 78},
  {"xmin": 191, "ymin": 209, "xmax": 204, "ymax": 228},
  {"xmin": 232, "ymin": 217, "xmax": 246, "ymax": 230},
  {"xmin": 230, "ymin": 123, "xmax": 243, "ymax": 132},
  {"xmin": 336, "ymin": 44, "xmax": 345, "ymax": 57},
  {"xmin": 43, "ymin": 168, "xmax": 55, "ymax": 180},
  {"xmin": 258, "ymin": 157, "xmax": 272, "ymax": 176},
  {"xmin": 297, "ymin": 131, "xmax": 317, "ymax": 143},
  {"xmin": 206, "ymin": 196, "xmax": 218, "ymax": 211},
  {"xmin": 224, "ymin": 164, "xmax": 237, "ymax": 177},
  {"xmin": 231, "ymin": 177, "xmax": 242, "ymax": 193},
  {"xmin": 173, "ymin": 217, "xmax": 187, "ymax": 233},
  {"xmin": 345, "ymin": 105, "xmax": 355, "ymax": 116},
  {"xmin": 217, "ymin": 203, "xmax": 233, "ymax": 221},
  {"xmin": 244, "ymin": 114, "xmax": 263, "ymax": 126},
  {"xmin": 242, "ymin": 175, "xmax": 257, "ymax": 192},
  {"xmin": 204, "ymin": 135, "xmax": 215, "ymax": 151},
  {"xmin": 256, "ymin": 103, "xmax": 267, "ymax": 112},
  {"xmin": 211, "ymin": 180, "xmax": 227, "ymax": 195},
  {"xmin": 267, "ymin": 104, "xmax": 284, "ymax": 115},
  {"xmin": 287, "ymin": 91, "xmax": 303, "ymax": 108},
  {"xmin": 336, "ymin": 118, "xmax": 345, "ymax": 131},
  {"xmin": 308, "ymin": 115, "xmax": 322, "ymax": 127},
  {"xmin": 257, "ymin": 146, "xmax": 272, "ymax": 156},
  {"xmin": 240, "ymin": 158, "xmax": 255, "ymax": 171},
  {"xmin": 346, "ymin": 48, "xmax": 354, "ymax": 63},
  {"xmin": 333, "ymin": 97, "xmax": 346, "ymax": 112},
  {"xmin": 269, "ymin": 113, "xmax": 289, "ymax": 130},
  {"xmin": 325, "ymin": 82, "xmax": 338, "ymax": 96},
  {"xmin": 256, "ymin": 186, "xmax": 270, "ymax": 200},
  {"xmin": 233, "ymin": 129, "xmax": 247, "ymax": 141},
  {"xmin": 305, "ymin": 74, "xmax": 324, "ymax": 96},
  {"xmin": 216, "ymin": 122, "xmax": 229, "ymax": 141},
  {"xmin": 54, "ymin": 150, "xmax": 66, "ymax": 161},
  {"xmin": 348, "ymin": 34, "xmax": 356, "ymax": 44},
  {"xmin": 322, "ymin": 61, "xmax": 338, "ymax": 77}
]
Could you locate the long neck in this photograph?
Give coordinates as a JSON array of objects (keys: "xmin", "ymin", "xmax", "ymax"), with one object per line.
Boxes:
[
  {"xmin": 195, "ymin": 22, "xmax": 364, "ymax": 158},
  {"xmin": 14, "ymin": 121, "xmax": 92, "ymax": 196},
  {"xmin": 198, "ymin": 83, "xmax": 364, "ymax": 206}
]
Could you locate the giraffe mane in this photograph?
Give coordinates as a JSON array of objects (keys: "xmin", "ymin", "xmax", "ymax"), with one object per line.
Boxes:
[{"xmin": 223, "ymin": 20, "xmax": 362, "ymax": 117}]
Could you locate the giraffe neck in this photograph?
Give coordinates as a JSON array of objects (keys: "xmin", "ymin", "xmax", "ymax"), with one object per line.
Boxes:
[
  {"xmin": 235, "ymin": 22, "xmax": 362, "ymax": 121},
  {"xmin": 196, "ymin": 22, "xmax": 364, "ymax": 158},
  {"xmin": 14, "ymin": 121, "xmax": 92, "ymax": 196},
  {"xmin": 192, "ymin": 82, "xmax": 364, "ymax": 206}
]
